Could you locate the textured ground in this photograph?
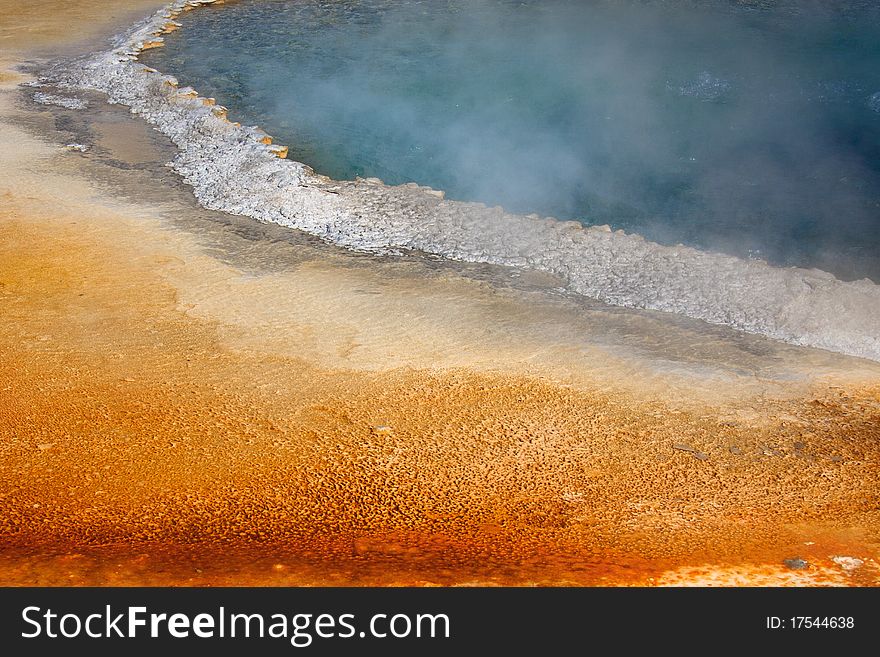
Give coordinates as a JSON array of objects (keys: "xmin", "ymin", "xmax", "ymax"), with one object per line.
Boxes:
[{"xmin": 1, "ymin": 0, "xmax": 879, "ymax": 586}]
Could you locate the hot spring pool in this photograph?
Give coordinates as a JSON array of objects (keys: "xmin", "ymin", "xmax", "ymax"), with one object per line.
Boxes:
[
  {"xmin": 143, "ymin": 0, "xmax": 880, "ymax": 281},
  {"xmin": 56, "ymin": 0, "xmax": 879, "ymax": 360}
]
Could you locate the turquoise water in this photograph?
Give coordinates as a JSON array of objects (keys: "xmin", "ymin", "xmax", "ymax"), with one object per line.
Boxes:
[{"xmin": 144, "ymin": 0, "xmax": 880, "ymax": 281}]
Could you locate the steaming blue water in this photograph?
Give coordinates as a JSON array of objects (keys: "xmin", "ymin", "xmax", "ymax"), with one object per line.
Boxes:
[{"xmin": 143, "ymin": 0, "xmax": 880, "ymax": 281}]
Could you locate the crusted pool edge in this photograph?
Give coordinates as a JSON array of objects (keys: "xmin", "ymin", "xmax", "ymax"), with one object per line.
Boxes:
[{"xmin": 35, "ymin": 0, "xmax": 880, "ymax": 362}]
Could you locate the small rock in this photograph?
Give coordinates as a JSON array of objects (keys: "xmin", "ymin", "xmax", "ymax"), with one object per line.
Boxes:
[
  {"xmin": 371, "ymin": 425, "xmax": 393, "ymax": 436},
  {"xmin": 37, "ymin": 443, "xmax": 54, "ymax": 451},
  {"xmin": 674, "ymin": 444, "xmax": 708, "ymax": 460},
  {"xmin": 830, "ymin": 455, "xmax": 843, "ymax": 463},
  {"xmin": 729, "ymin": 446, "xmax": 743, "ymax": 455},
  {"xmin": 783, "ymin": 557, "xmax": 809, "ymax": 570},
  {"xmin": 793, "ymin": 441, "xmax": 806, "ymax": 451}
]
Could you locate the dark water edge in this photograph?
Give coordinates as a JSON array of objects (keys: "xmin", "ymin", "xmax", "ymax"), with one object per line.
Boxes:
[{"xmin": 143, "ymin": 0, "xmax": 880, "ymax": 282}]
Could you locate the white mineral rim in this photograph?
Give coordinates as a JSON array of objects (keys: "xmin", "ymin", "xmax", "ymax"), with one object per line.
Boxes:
[{"xmin": 37, "ymin": 0, "xmax": 880, "ymax": 362}]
